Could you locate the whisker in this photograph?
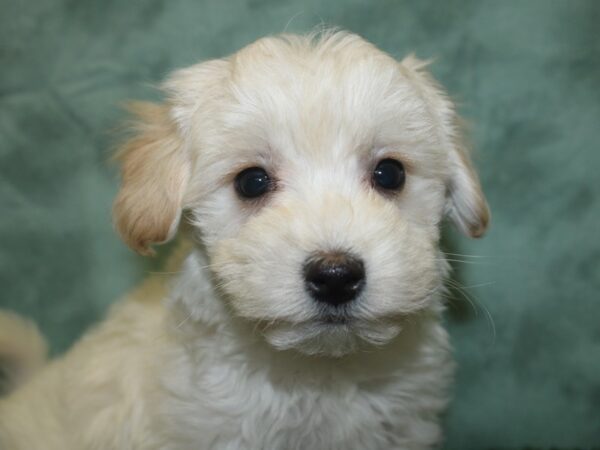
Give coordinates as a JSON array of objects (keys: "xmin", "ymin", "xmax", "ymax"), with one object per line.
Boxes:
[
  {"xmin": 457, "ymin": 281, "xmax": 496, "ymax": 290},
  {"xmin": 445, "ymin": 278, "xmax": 496, "ymax": 345},
  {"xmin": 445, "ymin": 280, "xmax": 478, "ymax": 317},
  {"xmin": 438, "ymin": 258, "xmax": 492, "ymax": 265},
  {"xmin": 442, "ymin": 252, "xmax": 490, "ymax": 258},
  {"xmin": 443, "ymin": 252, "xmax": 525, "ymax": 262}
]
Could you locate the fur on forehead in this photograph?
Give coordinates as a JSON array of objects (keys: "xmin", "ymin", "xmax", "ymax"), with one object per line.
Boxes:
[{"xmin": 166, "ymin": 32, "xmax": 452, "ymax": 178}]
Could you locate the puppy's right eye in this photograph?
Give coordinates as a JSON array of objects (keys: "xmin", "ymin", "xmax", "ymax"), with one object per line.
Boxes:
[{"xmin": 235, "ymin": 167, "xmax": 272, "ymax": 199}]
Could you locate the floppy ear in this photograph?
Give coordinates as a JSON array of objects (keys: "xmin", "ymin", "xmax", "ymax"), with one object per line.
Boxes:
[
  {"xmin": 113, "ymin": 59, "xmax": 229, "ymax": 255},
  {"xmin": 113, "ymin": 102, "xmax": 190, "ymax": 255},
  {"xmin": 400, "ymin": 55, "xmax": 490, "ymax": 238},
  {"xmin": 444, "ymin": 122, "xmax": 490, "ymax": 238}
]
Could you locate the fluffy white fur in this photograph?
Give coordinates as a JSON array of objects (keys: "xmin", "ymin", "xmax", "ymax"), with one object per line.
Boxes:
[{"xmin": 0, "ymin": 31, "xmax": 489, "ymax": 449}]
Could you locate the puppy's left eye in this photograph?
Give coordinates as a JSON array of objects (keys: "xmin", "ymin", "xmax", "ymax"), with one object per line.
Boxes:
[
  {"xmin": 235, "ymin": 167, "xmax": 272, "ymax": 199},
  {"xmin": 373, "ymin": 159, "xmax": 405, "ymax": 191}
]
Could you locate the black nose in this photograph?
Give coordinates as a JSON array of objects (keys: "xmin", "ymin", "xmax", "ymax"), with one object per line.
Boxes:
[{"xmin": 304, "ymin": 252, "xmax": 365, "ymax": 306}]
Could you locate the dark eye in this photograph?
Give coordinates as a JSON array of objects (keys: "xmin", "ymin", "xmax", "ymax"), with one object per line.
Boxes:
[
  {"xmin": 372, "ymin": 159, "xmax": 405, "ymax": 191},
  {"xmin": 235, "ymin": 167, "xmax": 272, "ymax": 199}
]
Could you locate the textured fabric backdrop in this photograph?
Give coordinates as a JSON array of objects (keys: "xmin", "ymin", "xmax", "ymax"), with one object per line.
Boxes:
[{"xmin": 1, "ymin": 1, "xmax": 599, "ymax": 448}]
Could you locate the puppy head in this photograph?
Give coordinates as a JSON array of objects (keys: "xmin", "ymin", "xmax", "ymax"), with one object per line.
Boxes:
[{"xmin": 113, "ymin": 31, "xmax": 489, "ymax": 356}]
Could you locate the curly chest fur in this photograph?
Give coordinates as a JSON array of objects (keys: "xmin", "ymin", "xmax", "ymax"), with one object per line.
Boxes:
[{"xmin": 155, "ymin": 314, "xmax": 453, "ymax": 450}]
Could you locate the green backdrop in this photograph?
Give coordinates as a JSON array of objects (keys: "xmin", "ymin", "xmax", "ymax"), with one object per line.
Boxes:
[{"xmin": 1, "ymin": 1, "xmax": 598, "ymax": 449}]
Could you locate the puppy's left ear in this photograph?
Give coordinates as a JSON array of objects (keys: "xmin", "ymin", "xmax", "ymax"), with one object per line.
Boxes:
[
  {"xmin": 444, "ymin": 123, "xmax": 490, "ymax": 238},
  {"xmin": 113, "ymin": 102, "xmax": 190, "ymax": 255},
  {"xmin": 400, "ymin": 55, "xmax": 490, "ymax": 238}
]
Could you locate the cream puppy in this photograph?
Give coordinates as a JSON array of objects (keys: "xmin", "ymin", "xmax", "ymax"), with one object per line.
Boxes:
[{"xmin": 0, "ymin": 31, "xmax": 489, "ymax": 450}]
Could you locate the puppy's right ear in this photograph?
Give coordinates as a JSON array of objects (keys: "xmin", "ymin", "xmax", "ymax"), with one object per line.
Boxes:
[
  {"xmin": 113, "ymin": 59, "xmax": 229, "ymax": 255},
  {"xmin": 113, "ymin": 102, "xmax": 189, "ymax": 256}
]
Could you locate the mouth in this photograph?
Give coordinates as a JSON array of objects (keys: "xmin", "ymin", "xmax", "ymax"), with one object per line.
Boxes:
[
  {"xmin": 320, "ymin": 313, "xmax": 350, "ymax": 325},
  {"xmin": 258, "ymin": 306, "xmax": 407, "ymax": 356}
]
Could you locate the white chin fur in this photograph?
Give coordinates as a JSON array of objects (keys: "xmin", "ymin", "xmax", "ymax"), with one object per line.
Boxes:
[{"xmin": 264, "ymin": 321, "xmax": 403, "ymax": 357}]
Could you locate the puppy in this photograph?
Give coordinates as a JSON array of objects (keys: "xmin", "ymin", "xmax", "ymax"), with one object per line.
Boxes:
[{"xmin": 0, "ymin": 30, "xmax": 489, "ymax": 450}]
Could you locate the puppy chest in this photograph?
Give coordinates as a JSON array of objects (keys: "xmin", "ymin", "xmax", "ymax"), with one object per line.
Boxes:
[{"xmin": 161, "ymin": 368, "xmax": 430, "ymax": 449}]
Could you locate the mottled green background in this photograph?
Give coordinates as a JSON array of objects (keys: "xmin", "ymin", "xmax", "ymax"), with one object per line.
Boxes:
[{"xmin": 1, "ymin": 0, "xmax": 599, "ymax": 448}]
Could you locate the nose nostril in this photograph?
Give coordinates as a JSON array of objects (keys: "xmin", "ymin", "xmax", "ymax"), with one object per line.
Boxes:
[{"xmin": 303, "ymin": 252, "xmax": 366, "ymax": 306}]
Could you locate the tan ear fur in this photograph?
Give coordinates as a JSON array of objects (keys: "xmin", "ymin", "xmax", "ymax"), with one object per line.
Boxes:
[
  {"xmin": 400, "ymin": 55, "xmax": 490, "ymax": 238},
  {"xmin": 445, "ymin": 120, "xmax": 490, "ymax": 238},
  {"xmin": 113, "ymin": 102, "xmax": 189, "ymax": 255}
]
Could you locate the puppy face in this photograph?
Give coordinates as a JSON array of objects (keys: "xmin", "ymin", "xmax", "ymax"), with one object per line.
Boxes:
[{"xmin": 114, "ymin": 32, "xmax": 489, "ymax": 356}]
